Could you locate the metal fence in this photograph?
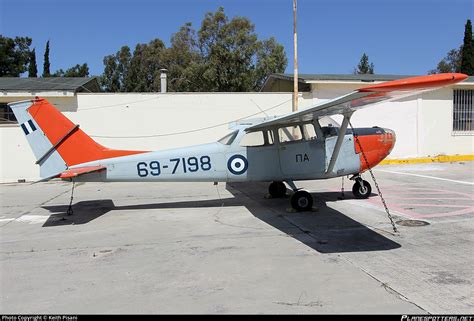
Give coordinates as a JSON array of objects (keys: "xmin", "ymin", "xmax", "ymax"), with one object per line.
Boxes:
[{"xmin": 453, "ymin": 89, "xmax": 473, "ymax": 135}]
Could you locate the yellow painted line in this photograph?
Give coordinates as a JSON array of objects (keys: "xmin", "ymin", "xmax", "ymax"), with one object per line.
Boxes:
[{"xmin": 380, "ymin": 154, "xmax": 474, "ymax": 165}]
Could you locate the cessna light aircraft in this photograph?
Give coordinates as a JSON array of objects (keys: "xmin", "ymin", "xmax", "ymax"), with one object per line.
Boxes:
[{"xmin": 10, "ymin": 73, "xmax": 467, "ymax": 211}]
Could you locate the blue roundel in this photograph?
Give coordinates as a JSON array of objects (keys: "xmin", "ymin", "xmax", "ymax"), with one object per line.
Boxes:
[{"xmin": 227, "ymin": 154, "xmax": 248, "ymax": 175}]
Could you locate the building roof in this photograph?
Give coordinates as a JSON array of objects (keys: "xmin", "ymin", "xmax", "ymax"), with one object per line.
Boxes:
[
  {"xmin": 0, "ymin": 77, "xmax": 101, "ymax": 92},
  {"xmin": 261, "ymin": 73, "xmax": 474, "ymax": 92}
]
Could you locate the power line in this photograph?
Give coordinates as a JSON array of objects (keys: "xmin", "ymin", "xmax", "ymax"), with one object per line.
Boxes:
[
  {"xmin": 90, "ymin": 98, "xmax": 292, "ymax": 139},
  {"xmin": 79, "ymin": 96, "xmax": 161, "ymax": 111}
]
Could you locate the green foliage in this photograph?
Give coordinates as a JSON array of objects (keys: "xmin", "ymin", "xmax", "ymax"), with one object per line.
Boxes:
[
  {"xmin": 53, "ymin": 63, "xmax": 89, "ymax": 77},
  {"xmin": 28, "ymin": 48, "xmax": 38, "ymax": 77},
  {"xmin": 100, "ymin": 7, "xmax": 287, "ymax": 92},
  {"xmin": 100, "ymin": 46, "xmax": 132, "ymax": 92},
  {"xmin": 161, "ymin": 23, "xmax": 203, "ymax": 92},
  {"xmin": 430, "ymin": 19, "xmax": 473, "ymax": 75},
  {"xmin": 43, "ymin": 40, "xmax": 50, "ymax": 77},
  {"xmin": 354, "ymin": 53, "xmax": 374, "ymax": 74},
  {"xmin": 127, "ymin": 39, "xmax": 166, "ymax": 92},
  {"xmin": 0, "ymin": 35, "xmax": 32, "ymax": 76},
  {"xmin": 429, "ymin": 47, "xmax": 462, "ymax": 74},
  {"xmin": 460, "ymin": 19, "xmax": 473, "ymax": 75}
]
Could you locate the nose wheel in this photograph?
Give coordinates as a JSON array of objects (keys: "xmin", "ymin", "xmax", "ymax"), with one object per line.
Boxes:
[{"xmin": 352, "ymin": 178, "xmax": 372, "ymax": 199}]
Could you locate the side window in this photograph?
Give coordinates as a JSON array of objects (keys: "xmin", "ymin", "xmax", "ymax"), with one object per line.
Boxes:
[
  {"xmin": 278, "ymin": 126, "xmax": 302, "ymax": 144},
  {"xmin": 302, "ymin": 123, "xmax": 317, "ymax": 140},
  {"xmin": 265, "ymin": 130, "xmax": 275, "ymax": 145},
  {"xmin": 240, "ymin": 131, "xmax": 265, "ymax": 147}
]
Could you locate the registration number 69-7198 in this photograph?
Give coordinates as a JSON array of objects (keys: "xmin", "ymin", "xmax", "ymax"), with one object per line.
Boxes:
[{"xmin": 137, "ymin": 156, "xmax": 211, "ymax": 177}]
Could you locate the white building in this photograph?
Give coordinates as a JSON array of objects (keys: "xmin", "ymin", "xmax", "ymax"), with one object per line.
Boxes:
[{"xmin": 0, "ymin": 75, "xmax": 473, "ymax": 183}]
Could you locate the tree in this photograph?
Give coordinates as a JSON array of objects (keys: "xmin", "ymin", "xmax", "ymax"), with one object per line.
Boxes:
[
  {"xmin": 42, "ymin": 40, "xmax": 50, "ymax": 77},
  {"xmin": 255, "ymin": 37, "xmax": 288, "ymax": 89},
  {"xmin": 429, "ymin": 47, "xmax": 462, "ymax": 74},
  {"xmin": 52, "ymin": 63, "xmax": 89, "ymax": 77},
  {"xmin": 460, "ymin": 19, "xmax": 473, "ymax": 75},
  {"xmin": 126, "ymin": 39, "xmax": 166, "ymax": 92},
  {"xmin": 28, "ymin": 48, "xmax": 38, "ymax": 77},
  {"xmin": 0, "ymin": 35, "xmax": 32, "ymax": 76},
  {"xmin": 196, "ymin": 7, "xmax": 287, "ymax": 91},
  {"xmin": 354, "ymin": 53, "xmax": 374, "ymax": 74},
  {"xmin": 161, "ymin": 23, "xmax": 204, "ymax": 92},
  {"xmin": 100, "ymin": 46, "xmax": 131, "ymax": 92},
  {"xmin": 100, "ymin": 7, "xmax": 287, "ymax": 92}
]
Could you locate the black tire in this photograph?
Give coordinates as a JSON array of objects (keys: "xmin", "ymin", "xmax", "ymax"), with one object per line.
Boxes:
[
  {"xmin": 290, "ymin": 190, "xmax": 313, "ymax": 211},
  {"xmin": 352, "ymin": 180, "xmax": 372, "ymax": 199},
  {"xmin": 268, "ymin": 181, "xmax": 287, "ymax": 198}
]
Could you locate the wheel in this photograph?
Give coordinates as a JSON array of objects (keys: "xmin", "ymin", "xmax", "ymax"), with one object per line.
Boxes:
[
  {"xmin": 268, "ymin": 181, "xmax": 287, "ymax": 198},
  {"xmin": 352, "ymin": 180, "xmax": 372, "ymax": 199},
  {"xmin": 290, "ymin": 190, "xmax": 313, "ymax": 211}
]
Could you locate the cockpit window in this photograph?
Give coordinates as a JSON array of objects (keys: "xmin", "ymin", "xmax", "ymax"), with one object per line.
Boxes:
[
  {"xmin": 218, "ymin": 130, "xmax": 238, "ymax": 145},
  {"xmin": 240, "ymin": 131, "xmax": 265, "ymax": 147},
  {"xmin": 278, "ymin": 126, "xmax": 302, "ymax": 143},
  {"xmin": 302, "ymin": 123, "xmax": 317, "ymax": 140}
]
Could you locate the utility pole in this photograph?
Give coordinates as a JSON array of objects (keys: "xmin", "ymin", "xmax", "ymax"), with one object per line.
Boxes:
[{"xmin": 293, "ymin": 0, "xmax": 298, "ymax": 113}]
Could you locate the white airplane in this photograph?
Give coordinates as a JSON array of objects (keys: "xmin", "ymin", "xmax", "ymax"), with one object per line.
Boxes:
[{"xmin": 9, "ymin": 73, "xmax": 467, "ymax": 211}]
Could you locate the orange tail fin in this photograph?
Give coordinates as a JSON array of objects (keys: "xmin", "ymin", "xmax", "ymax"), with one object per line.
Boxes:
[{"xmin": 10, "ymin": 98, "xmax": 146, "ymax": 178}]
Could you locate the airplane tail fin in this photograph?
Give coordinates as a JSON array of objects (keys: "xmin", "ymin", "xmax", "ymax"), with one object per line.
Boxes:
[{"xmin": 9, "ymin": 98, "xmax": 145, "ymax": 178}]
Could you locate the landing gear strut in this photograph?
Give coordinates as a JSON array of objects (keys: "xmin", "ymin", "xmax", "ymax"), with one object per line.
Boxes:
[
  {"xmin": 351, "ymin": 175, "xmax": 372, "ymax": 199},
  {"xmin": 268, "ymin": 181, "xmax": 287, "ymax": 198}
]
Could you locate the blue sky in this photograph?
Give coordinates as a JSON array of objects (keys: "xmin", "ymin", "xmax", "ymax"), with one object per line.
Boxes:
[{"xmin": 1, "ymin": 0, "xmax": 472, "ymax": 76}]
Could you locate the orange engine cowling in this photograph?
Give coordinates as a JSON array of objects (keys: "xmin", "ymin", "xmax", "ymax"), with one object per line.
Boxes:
[{"xmin": 352, "ymin": 128, "xmax": 396, "ymax": 172}]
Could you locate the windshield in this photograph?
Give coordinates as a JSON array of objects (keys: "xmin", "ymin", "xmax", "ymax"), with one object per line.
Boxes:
[{"xmin": 218, "ymin": 130, "xmax": 238, "ymax": 145}]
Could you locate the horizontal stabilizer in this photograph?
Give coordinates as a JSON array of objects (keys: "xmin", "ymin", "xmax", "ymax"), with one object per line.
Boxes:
[{"xmin": 57, "ymin": 166, "xmax": 106, "ymax": 179}]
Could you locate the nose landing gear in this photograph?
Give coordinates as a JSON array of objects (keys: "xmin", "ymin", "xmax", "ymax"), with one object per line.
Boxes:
[{"xmin": 350, "ymin": 175, "xmax": 372, "ymax": 199}]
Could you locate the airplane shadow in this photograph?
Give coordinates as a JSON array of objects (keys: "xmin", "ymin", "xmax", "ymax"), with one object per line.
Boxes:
[{"xmin": 41, "ymin": 182, "xmax": 400, "ymax": 253}]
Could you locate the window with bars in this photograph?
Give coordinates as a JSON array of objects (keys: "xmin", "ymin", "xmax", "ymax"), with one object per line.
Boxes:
[
  {"xmin": 453, "ymin": 89, "xmax": 473, "ymax": 135},
  {"xmin": 0, "ymin": 103, "xmax": 17, "ymax": 124}
]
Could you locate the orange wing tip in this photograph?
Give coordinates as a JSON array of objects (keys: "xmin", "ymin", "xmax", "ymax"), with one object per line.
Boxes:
[
  {"xmin": 359, "ymin": 73, "xmax": 468, "ymax": 92},
  {"xmin": 58, "ymin": 165, "xmax": 106, "ymax": 179}
]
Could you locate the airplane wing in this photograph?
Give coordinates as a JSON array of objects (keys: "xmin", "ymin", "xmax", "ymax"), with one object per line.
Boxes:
[
  {"xmin": 246, "ymin": 73, "xmax": 467, "ymax": 132},
  {"xmin": 57, "ymin": 165, "xmax": 106, "ymax": 179}
]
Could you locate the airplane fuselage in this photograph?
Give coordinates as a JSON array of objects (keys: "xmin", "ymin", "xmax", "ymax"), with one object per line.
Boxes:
[{"xmin": 70, "ymin": 126, "xmax": 395, "ymax": 183}]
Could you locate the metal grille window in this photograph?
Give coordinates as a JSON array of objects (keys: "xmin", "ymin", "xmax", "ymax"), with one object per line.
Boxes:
[
  {"xmin": 0, "ymin": 103, "xmax": 17, "ymax": 124},
  {"xmin": 453, "ymin": 89, "xmax": 473, "ymax": 135}
]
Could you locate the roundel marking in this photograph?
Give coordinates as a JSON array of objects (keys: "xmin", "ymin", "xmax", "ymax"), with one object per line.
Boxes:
[{"xmin": 227, "ymin": 154, "xmax": 248, "ymax": 175}]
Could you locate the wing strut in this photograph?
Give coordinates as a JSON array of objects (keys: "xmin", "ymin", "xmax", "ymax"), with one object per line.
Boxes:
[{"xmin": 325, "ymin": 112, "xmax": 353, "ymax": 175}]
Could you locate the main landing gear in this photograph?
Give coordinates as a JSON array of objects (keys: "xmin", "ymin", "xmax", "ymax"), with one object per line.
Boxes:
[
  {"xmin": 268, "ymin": 181, "xmax": 287, "ymax": 198},
  {"xmin": 350, "ymin": 175, "xmax": 372, "ymax": 199},
  {"xmin": 268, "ymin": 181, "xmax": 314, "ymax": 212}
]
